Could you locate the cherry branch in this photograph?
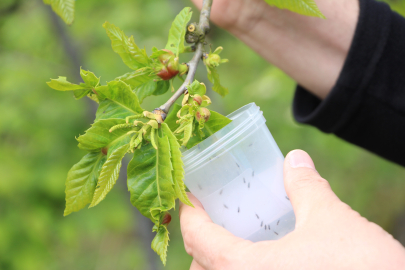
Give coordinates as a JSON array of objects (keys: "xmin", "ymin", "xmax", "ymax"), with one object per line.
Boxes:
[{"xmin": 157, "ymin": 0, "xmax": 213, "ymax": 116}]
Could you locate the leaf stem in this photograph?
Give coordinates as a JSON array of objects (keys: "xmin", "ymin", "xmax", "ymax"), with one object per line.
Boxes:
[{"xmin": 158, "ymin": 0, "xmax": 213, "ymax": 115}]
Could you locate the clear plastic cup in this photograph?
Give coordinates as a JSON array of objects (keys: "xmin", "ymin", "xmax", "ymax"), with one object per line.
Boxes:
[{"xmin": 182, "ymin": 103, "xmax": 295, "ymax": 241}]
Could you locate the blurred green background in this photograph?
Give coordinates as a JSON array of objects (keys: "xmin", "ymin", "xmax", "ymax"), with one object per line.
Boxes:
[{"xmin": 1, "ymin": 0, "xmax": 405, "ymax": 269}]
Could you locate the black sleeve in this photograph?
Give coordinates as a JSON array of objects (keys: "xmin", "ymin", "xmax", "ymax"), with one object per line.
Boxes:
[{"xmin": 293, "ymin": 0, "xmax": 405, "ymax": 167}]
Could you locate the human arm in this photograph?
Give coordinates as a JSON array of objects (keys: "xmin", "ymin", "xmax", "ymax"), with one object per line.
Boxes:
[
  {"xmin": 179, "ymin": 150, "xmax": 405, "ymax": 270},
  {"xmin": 192, "ymin": 0, "xmax": 405, "ymax": 166}
]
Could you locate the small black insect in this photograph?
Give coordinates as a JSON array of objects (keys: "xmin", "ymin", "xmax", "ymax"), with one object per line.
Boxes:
[
  {"xmin": 236, "ymin": 163, "xmax": 240, "ymax": 168},
  {"xmin": 261, "ymin": 221, "xmax": 263, "ymax": 227},
  {"xmin": 248, "ymin": 183, "xmax": 250, "ymax": 188},
  {"xmin": 224, "ymin": 204, "xmax": 228, "ymax": 209},
  {"xmin": 222, "ymin": 223, "xmax": 225, "ymax": 228},
  {"xmin": 252, "ymin": 171, "xmax": 255, "ymax": 177},
  {"xmin": 219, "ymin": 189, "xmax": 223, "ymax": 195},
  {"xmin": 198, "ymin": 144, "xmax": 200, "ymax": 150},
  {"xmin": 238, "ymin": 207, "xmax": 240, "ymax": 213},
  {"xmin": 249, "ymin": 143, "xmax": 253, "ymax": 147},
  {"xmin": 255, "ymin": 213, "xmax": 260, "ymax": 219},
  {"xmin": 265, "ymin": 225, "xmax": 267, "ymax": 230},
  {"xmin": 243, "ymin": 178, "xmax": 246, "ymax": 183},
  {"xmin": 274, "ymin": 231, "xmax": 279, "ymax": 235},
  {"xmin": 198, "ymin": 184, "xmax": 202, "ymax": 190},
  {"xmin": 277, "ymin": 220, "xmax": 280, "ymax": 226},
  {"xmin": 285, "ymin": 196, "xmax": 290, "ymax": 201},
  {"xmin": 268, "ymin": 225, "xmax": 271, "ymax": 230}
]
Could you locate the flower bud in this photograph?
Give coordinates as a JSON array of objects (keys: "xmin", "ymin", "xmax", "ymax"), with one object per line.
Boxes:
[
  {"xmin": 195, "ymin": 107, "xmax": 210, "ymax": 123},
  {"xmin": 158, "ymin": 49, "xmax": 174, "ymax": 64},
  {"xmin": 192, "ymin": 94, "xmax": 202, "ymax": 106},
  {"xmin": 162, "ymin": 213, "xmax": 172, "ymax": 225},
  {"xmin": 206, "ymin": 53, "xmax": 221, "ymax": 68},
  {"xmin": 178, "ymin": 63, "xmax": 189, "ymax": 76}
]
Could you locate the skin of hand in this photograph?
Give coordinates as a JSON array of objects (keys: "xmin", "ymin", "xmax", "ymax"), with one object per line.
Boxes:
[
  {"xmin": 190, "ymin": 0, "xmax": 359, "ymax": 99},
  {"xmin": 179, "ymin": 150, "xmax": 405, "ymax": 270}
]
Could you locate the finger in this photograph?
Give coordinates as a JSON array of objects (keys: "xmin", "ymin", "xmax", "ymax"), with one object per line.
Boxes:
[
  {"xmin": 190, "ymin": 0, "xmax": 203, "ymax": 10},
  {"xmin": 180, "ymin": 193, "xmax": 252, "ymax": 269},
  {"xmin": 284, "ymin": 150, "xmax": 340, "ymax": 224},
  {"xmin": 190, "ymin": 259, "xmax": 205, "ymax": 270}
]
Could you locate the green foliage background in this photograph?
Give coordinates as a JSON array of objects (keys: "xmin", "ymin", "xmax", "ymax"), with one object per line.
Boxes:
[{"xmin": 0, "ymin": 0, "xmax": 404, "ymax": 269}]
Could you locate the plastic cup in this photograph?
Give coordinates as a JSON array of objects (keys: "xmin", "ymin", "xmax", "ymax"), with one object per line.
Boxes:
[{"xmin": 182, "ymin": 103, "xmax": 295, "ymax": 241}]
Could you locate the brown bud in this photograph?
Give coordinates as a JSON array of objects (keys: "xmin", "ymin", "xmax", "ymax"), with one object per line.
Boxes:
[
  {"xmin": 162, "ymin": 213, "xmax": 172, "ymax": 225},
  {"xmin": 193, "ymin": 94, "xmax": 202, "ymax": 106},
  {"xmin": 196, "ymin": 107, "xmax": 210, "ymax": 123}
]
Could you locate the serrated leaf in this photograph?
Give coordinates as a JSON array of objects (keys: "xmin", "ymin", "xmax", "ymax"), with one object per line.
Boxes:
[
  {"xmin": 127, "ymin": 138, "xmax": 176, "ymax": 221},
  {"xmin": 77, "ymin": 119, "xmax": 138, "ymax": 152},
  {"xmin": 207, "ymin": 67, "xmax": 229, "ymax": 97},
  {"xmin": 117, "ymin": 71, "xmax": 170, "ymax": 103},
  {"xmin": 151, "ymin": 225, "xmax": 170, "ymax": 265},
  {"xmin": 188, "ymin": 80, "xmax": 206, "ymax": 96},
  {"xmin": 186, "ymin": 110, "xmax": 231, "ymax": 148},
  {"xmin": 265, "ymin": 0, "xmax": 325, "ymax": 18},
  {"xmin": 44, "ymin": 0, "xmax": 75, "ymax": 25},
  {"xmin": 64, "ymin": 152, "xmax": 106, "ymax": 216},
  {"xmin": 90, "ymin": 144, "xmax": 129, "ymax": 207},
  {"xmin": 47, "ymin": 76, "xmax": 87, "ymax": 91},
  {"xmin": 165, "ymin": 7, "xmax": 193, "ymax": 57},
  {"xmin": 95, "ymin": 80, "xmax": 143, "ymax": 120},
  {"xmin": 103, "ymin": 21, "xmax": 150, "ymax": 70},
  {"xmin": 161, "ymin": 123, "xmax": 193, "ymax": 207},
  {"xmin": 80, "ymin": 68, "xmax": 100, "ymax": 88}
]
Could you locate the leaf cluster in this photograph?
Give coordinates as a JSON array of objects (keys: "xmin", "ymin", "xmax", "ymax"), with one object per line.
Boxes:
[{"xmin": 47, "ymin": 7, "xmax": 231, "ymax": 265}]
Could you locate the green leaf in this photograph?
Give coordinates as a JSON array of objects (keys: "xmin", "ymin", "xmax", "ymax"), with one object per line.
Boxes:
[
  {"xmin": 47, "ymin": 76, "xmax": 87, "ymax": 91},
  {"xmin": 265, "ymin": 0, "xmax": 325, "ymax": 18},
  {"xmin": 188, "ymin": 80, "xmax": 206, "ymax": 96},
  {"xmin": 165, "ymin": 7, "xmax": 193, "ymax": 57},
  {"xmin": 77, "ymin": 119, "xmax": 138, "ymax": 152},
  {"xmin": 186, "ymin": 110, "xmax": 231, "ymax": 148},
  {"xmin": 95, "ymin": 80, "xmax": 143, "ymax": 120},
  {"xmin": 64, "ymin": 152, "xmax": 106, "ymax": 216},
  {"xmin": 80, "ymin": 68, "xmax": 100, "ymax": 88},
  {"xmin": 151, "ymin": 225, "xmax": 170, "ymax": 265},
  {"xmin": 127, "ymin": 138, "xmax": 176, "ymax": 221},
  {"xmin": 164, "ymin": 104, "xmax": 182, "ymax": 131},
  {"xmin": 117, "ymin": 71, "xmax": 170, "ymax": 103},
  {"xmin": 90, "ymin": 144, "xmax": 129, "ymax": 207},
  {"xmin": 207, "ymin": 67, "xmax": 229, "ymax": 97},
  {"xmin": 43, "ymin": 0, "xmax": 75, "ymax": 25},
  {"xmin": 161, "ymin": 123, "xmax": 193, "ymax": 207},
  {"xmin": 103, "ymin": 21, "xmax": 150, "ymax": 70}
]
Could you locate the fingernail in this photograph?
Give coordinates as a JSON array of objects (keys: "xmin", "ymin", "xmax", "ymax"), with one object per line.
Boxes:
[{"xmin": 288, "ymin": 150, "xmax": 316, "ymax": 169}]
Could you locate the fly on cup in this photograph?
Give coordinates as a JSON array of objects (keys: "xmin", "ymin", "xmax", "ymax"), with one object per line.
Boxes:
[{"xmin": 182, "ymin": 103, "xmax": 296, "ymax": 241}]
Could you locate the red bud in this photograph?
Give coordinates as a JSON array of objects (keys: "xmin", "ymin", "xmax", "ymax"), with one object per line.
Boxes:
[
  {"xmin": 196, "ymin": 107, "xmax": 210, "ymax": 123},
  {"xmin": 162, "ymin": 213, "xmax": 172, "ymax": 225}
]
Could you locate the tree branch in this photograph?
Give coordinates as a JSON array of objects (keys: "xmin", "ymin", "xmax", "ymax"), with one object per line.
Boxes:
[{"xmin": 158, "ymin": 0, "xmax": 213, "ymax": 116}]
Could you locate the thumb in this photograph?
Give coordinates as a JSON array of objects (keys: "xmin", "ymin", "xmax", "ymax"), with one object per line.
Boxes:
[{"xmin": 284, "ymin": 150, "xmax": 340, "ymax": 224}]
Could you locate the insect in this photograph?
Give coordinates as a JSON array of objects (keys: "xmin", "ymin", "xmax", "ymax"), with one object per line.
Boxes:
[
  {"xmin": 252, "ymin": 171, "xmax": 255, "ymax": 177},
  {"xmin": 198, "ymin": 184, "xmax": 202, "ymax": 190},
  {"xmin": 265, "ymin": 225, "xmax": 267, "ymax": 230},
  {"xmin": 224, "ymin": 204, "xmax": 228, "ymax": 209},
  {"xmin": 274, "ymin": 231, "xmax": 279, "ymax": 235},
  {"xmin": 249, "ymin": 143, "xmax": 253, "ymax": 147},
  {"xmin": 236, "ymin": 163, "xmax": 240, "ymax": 168},
  {"xmin": 243, "ymin": 178, "xmax": 246, "ymax": 183},
  {"xmin": 238, "ymin": 207, "xmax": 240, "ymax": 213},
  {"xmin": 198, "ymin": 144, "xmax": 200, "ymax": 150},
  {"xmin": 268, "ymin": 224, "xmax": 271, "ymax": 230},
  {"xmin": 219, "ymin": 189, "xmax": 223, "ymax": 195},
  {"xmin": 285, "ymin": 196, "xmax": 290, "ymax": 200},
  {"xmin": 261, "ymin": 221, "xmax": 263, "ymax": 227},
  {"xmin": 222, "ymin": 223, "xmax": 225, "ymax": 228},
  {"xmin": 248, "ymin": 183, "xmax": 250, "ymax": 188},
  {"xmin": 277, "ymin": 220, "xmax": 280, "ymax": 225},
  {"xmin": 255, "ymin": 213, "xmax": 260, "ymax": 219}
]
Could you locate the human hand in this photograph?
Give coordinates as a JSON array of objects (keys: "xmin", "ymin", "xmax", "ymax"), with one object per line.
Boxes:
[
  {"xmin": 180, "ymin": 150, "xmax": 405, "ymax": 270},
  {"xmin": 190, "ymin": 0, "xmax": 359, "ymax": 99}
]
